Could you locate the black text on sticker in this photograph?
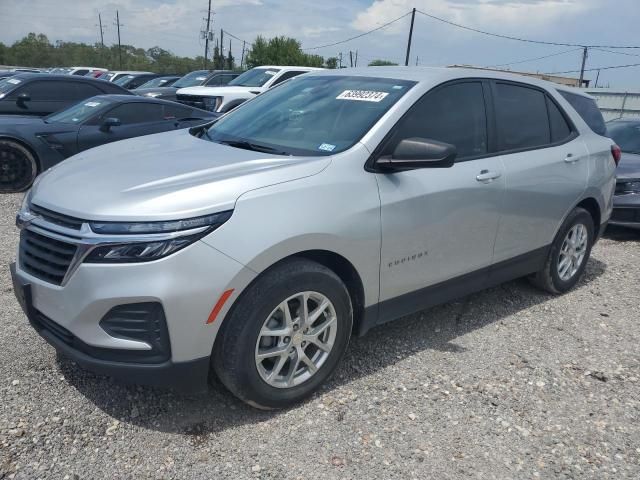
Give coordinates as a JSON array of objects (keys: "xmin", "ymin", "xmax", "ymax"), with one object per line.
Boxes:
[{"xmin": 336, "ymin": 90, "xmax": 389, "ymax": 102}]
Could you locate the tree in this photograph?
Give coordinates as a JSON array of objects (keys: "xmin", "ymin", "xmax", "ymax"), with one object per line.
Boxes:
[
  {"xmin": 368, "ymin": 59, "xmax": 398, "ymax": 66},
  {"xmin": 226, "ymin": 47, "xmax": 235, "ymax": 70},
  {"xmin": 245, "ymin": 36, "xmax": 324, "ymax": 68},
  {"xmin": 325, "ymin": 57, "xmax": 338, "ymax": 69}
]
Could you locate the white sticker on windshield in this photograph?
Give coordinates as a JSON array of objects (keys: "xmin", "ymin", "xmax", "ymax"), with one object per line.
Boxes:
[
  {"xmin": 265, "ymin": 70, "xmax": 277, "ymax": 76},
  {"xmin": 84, "ymin": 101, "xmax": 101, "ymax": 107},
  {"xmin": 7, "ymin": 78, "xmax": 21, "ymax": 85},
  {"xmin": 196, "ymin": 76, "xmax": 206, "ymax": 81},
  {"xmin": 318, "ymin": 143, "xmax": 336, "ymax": 152},
  {"xmin": 336, "ymin": 90, "xmax": 389, "ymax": 102}
]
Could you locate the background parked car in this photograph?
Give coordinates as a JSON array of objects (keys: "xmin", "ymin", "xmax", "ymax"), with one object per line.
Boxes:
[
  {"xmin": 135, "ymin": 76, "xmax": 181, "ymax": 89},
  {"xmin": 103, "ymin": 71, "xmax": 154, "ymax": 83},
  {"xmin": 175, "ymin": 66, "xmax": 321, "ymax": 113},
  {"xmin": 0, "ymin": 95, "xmax": 217, "ymax": 192},
  {"xmin": 134, "ymin": 70, "xmax": 240, "ymax": 101},
  {"xmin": 113, "ymin": 73, "xmax": 165, "ymax": 90},
  {"xmin": 0, "ymin": 73, "xmax": 132, "ymax": 116},
  {"xmin": 65, "ymin": 67, "xmax": 107, "ymax": 77},
  {"xmin": 0, "ymin": 70, "xmax": 15, "ymax": 81},
  {"xmin": 606, "ymin": 119, "xmax": 640, "ymax": 229},
  {"xmin": 0, "ymin": 74, "xmax": 131, "ymax": 116}
]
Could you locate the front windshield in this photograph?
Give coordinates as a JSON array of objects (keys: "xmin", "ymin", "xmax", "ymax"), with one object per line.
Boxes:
[
  {"xmin": 114, "ymin": 75, "xmax": 136, "ymax": 86},
  {"xmin": 0, "ymin": 77, "xmax": 22, "ymax": 95},
  {"xmin": 228, "ymin": 68, "xmax": 281, "ymax": 87},
  {"xmin": 173, "ymin": 70, "xmax": 210, "ymax": 88},
  {"xmin": 607, "ymin": 122, "xmax": 640, "ymax": 154},
  {"xmin": 46, "ymin": 97, "xmax": 115, "ymax": 124},
  {"xmin": 138, "ymin": 77, "xmax": 175, "ymax": 88},
  {"xmin": 205, "ymin": 75, "xmax": 415, "ymax": 156}
]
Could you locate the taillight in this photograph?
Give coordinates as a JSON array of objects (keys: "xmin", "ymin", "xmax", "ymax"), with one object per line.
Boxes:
[{"xmin": 612, "ymin": 144, "xmax": 622, "ymax": 166}]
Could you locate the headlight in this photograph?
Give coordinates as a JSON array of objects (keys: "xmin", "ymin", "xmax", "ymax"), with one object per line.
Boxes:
[
  {"xmin": 203, "ymin": 96, "xmax": 222, "ymax": 112},
  {"xmin": 84, "ymin": 210, "xmax": 232, "ymax": 263},
  {"xmin": 144, "ymin": 92, "xmax": 162, "ymax": 98}
]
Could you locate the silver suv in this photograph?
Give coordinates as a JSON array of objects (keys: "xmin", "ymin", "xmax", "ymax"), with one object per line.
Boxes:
[{"xmin": 11, "ymin": 68, "xmax": 617, "ymax": 409}]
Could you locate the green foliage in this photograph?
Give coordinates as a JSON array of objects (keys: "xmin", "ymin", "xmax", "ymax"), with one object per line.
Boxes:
[
  {"xmin": 1, "ymin": 32, "xmax": 206, "ymax": 74},
  {"xmin": 245, "ymin": 36, "xmax": 324, "ymax": 68},
  {"xmin": 368, "ymin": 59, "xmax": 399, "ymax": 66},
  {"xmin": 325, "ymin": 57, "xmax": 338, "ymax": 69}
]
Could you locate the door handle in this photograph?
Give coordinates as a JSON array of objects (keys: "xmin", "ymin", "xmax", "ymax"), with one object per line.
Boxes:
[
  {"xmin": 564, "ymin": 153, "xmax": 579, "ymax": 164},
  {"xmin": 476, "ymin": 170, "xmax": 502, "ymax": 183}
]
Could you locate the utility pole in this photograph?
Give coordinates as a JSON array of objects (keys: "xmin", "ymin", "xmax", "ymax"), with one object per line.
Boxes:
[
  {"xmin": 349, "ymin": 51, "xmax": 353, "ymax": 68},
  {"xmin": 203, "ymin": 0, "xmax": 213, "ymax": 69},
  {"xmin": 114, "ymin": 10, "xmax": 123, "ymax": 69},
  {"xmin": 339, "ymin": 52, "xmax": 342, "ymax": 69},
  {"xmin": 97, "ymin": 13, "xmax": 105, "ymax": 48},
  {"xmin": 594, "ymin": 69, "xmax": 601, "ymax": 88},
  {"xmin": 240, "ymin": 41, "xmax": 246, "ymax": 69},
  {"xmin": 220, "ymin": 29, "xmax": 224, "ymax": 70},
  {"xmin": 228, "ymin": 39, "xmax": 232, "ymax": 70},
  {"xmin": 354, "ymin": 50, "xmax": 358, "ymax": 67},
  {"xmin": 415, "ymin": 56, "xmax": 419, "ymax": 66},
  {"xmin": 405, "ymin": 7, "xmax": 416, "ymax": 66},
  {"xmin": 579, "ymin": 46, "xmax": 588, "ymax": 87}
]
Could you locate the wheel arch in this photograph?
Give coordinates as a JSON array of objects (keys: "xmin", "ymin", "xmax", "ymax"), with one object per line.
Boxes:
[
  {"xmin": 0, "ymin": 135, "xmax": 41, "ymax": 172},
  {"xmin": 575, "ymin": 197, "xmax": 601, "ymax": 238},
  {"xmin": 213, "ymin": 249, "xmax": 367, "ymax": 358}
]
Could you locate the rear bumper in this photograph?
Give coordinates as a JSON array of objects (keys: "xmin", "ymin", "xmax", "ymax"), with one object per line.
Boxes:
[
  {"xmin": 11, "ymin": 263, "xmax": 210, "ymax": 391},
  {"xmin": 609, "ymin": 194, "xmax": 640, "ymax": 228}
]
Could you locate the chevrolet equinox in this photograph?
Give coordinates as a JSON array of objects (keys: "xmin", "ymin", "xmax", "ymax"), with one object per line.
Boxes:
[{"xmin": 11, "ymin": 68, "xmax": 617, "ymax": 409}]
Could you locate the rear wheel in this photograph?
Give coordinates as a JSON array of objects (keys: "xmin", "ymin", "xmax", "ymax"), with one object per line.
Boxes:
[
  {"xmin": 530, "ymin": 207, "xmax": 594, "ymax": 294},
  {"xmin": 0, "ymin": 140, "xmax": 38, "ymax": 193},
  {"xmin": 213, "ymin": 258, "xmax": 352, "ymax": 409}
]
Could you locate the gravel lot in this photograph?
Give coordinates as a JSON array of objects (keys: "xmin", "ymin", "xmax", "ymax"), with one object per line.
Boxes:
[{"xmin": 1, "ymin": 191, "xmax": 639, "ymax": 479}]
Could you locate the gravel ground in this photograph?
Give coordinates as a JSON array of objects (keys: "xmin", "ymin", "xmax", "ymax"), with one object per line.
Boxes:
[{"xmin": 1, "ymin": 191, "xmax": 639, "ymax": 479}]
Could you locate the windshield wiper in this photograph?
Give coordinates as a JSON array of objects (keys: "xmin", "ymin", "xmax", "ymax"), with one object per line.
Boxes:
[{"xmin": 216, "ymin": 139, "xmax": 291, "ymax": 156}]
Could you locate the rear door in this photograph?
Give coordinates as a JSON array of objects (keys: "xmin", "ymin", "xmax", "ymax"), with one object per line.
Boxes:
[
  {"xmin": 490, "ymin": 81, "xmax": 589, "ymax": 263},
  {"xmin": 376, "ymin": 80, "xmax": 505, "ymax": 309}
]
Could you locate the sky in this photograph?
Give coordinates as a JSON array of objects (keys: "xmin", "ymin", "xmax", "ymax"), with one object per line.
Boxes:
[{"xmin": 1, "ymin": 0, "xmax": 640, "ymax": 88}]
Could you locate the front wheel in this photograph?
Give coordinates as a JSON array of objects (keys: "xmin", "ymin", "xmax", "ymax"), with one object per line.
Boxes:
[
  {"xmin": 530, "ymin": 207, "xmax": 594, "ymax": 294},
  {"xmin": 213, "ymin": 258, "xmax": 353, "ymax": 409},
  {"xmin": 0, "ymin": 140, "xmax": 38, "ymax": 193}
]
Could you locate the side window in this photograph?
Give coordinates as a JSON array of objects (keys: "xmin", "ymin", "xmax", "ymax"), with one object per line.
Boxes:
[
  {"xmin": 271, "ymin": 71, "xmax": 306, "ymax": 87},
  {"xmin": 204, "ymin": 75, "xmax": 222, "ymax": 86},
  {"xmin": 218, "ymin": 74, "xmax": 235, "ymax": 85},
  {"xmin": 163, "ymin": 104, "xmax": 194, "ymax": 119},
  {"xmin": 73, "ymin": 70, "xmax": 89, "ymax": 76},
  {"xmin": 547, "ymin": 98, "xmax": 573, "ymax": 143},
  {"xmin": 383, "ymin": 82, "xmax": 488, "ymax": 160},
  {"xmin": 494, "ymin": 83, "xmax": 550, "ymax": 151},
  {"xmin": 14, "ymin": 81, "xmax": 57, "ymax": 100},
  {"xmin": 559, "ymin": 91, "xmax": 607, "ymax": 136},
  {"xmin": 105, "ymin": 103, "xmax": 164, "ymax": 125},
  {"xmin": 69, "ymin": 83, "xmax": 103, "ymax": 100}
]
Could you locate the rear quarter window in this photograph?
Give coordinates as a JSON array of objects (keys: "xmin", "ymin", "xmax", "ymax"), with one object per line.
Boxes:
[{"xmin": 559, "ymin": 91, "xmax": 606, "ymax": 136}]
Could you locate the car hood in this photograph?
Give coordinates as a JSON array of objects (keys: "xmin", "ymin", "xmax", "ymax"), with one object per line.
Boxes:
[
  {"xmin": 0, "ymin": 115, "xmax": 46, "ymax": 126},
  {"xmin": 177, "ymin": 85, "xmax": 264, "ymax": 97},
  {"xmin": 133, "ymin": 87, "xmax": 177, "ymax": 96},
  {"xmin": 31, "ymin": 129, "xmax": 331, "ymax": 221},
  {"xmin": 617, "ymin": 152, "xmax": 640, "ymax": 179}
]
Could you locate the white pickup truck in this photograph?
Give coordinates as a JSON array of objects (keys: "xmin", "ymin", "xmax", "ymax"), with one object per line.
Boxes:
[{"xmin": 175, "ymin": 66, "xmax": 323, "ymax": 113}]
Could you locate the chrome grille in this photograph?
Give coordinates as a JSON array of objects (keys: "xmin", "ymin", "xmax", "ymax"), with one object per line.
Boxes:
[
  {"xmin": 19, "ymin": 229, "xmax": 77, "ymax": 285},
  {"xmin": 176, "ymin": 94, "xmax": 207, "ymax": 110},
  {"xmin": 30, "ymin": 204, "xmax": 84, "ymax": 230}
]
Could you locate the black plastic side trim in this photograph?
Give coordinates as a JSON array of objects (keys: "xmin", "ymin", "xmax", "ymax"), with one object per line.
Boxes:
[{"xmin": 357, "ymin": 246, "xmax": 549, "ymax": 336}]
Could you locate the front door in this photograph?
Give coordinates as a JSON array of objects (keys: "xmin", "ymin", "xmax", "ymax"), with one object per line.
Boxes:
[{"xmin": 376, "ymin": 81, "xmax": 505, "ymax": 317}]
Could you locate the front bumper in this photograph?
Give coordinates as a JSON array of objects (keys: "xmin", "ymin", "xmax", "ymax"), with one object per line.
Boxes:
[{"xmin": 11, "ymin": 233, "xmax": 256, "ymax": 390}]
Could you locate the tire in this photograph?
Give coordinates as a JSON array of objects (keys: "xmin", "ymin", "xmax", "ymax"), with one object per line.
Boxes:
[
  {"xmin": 530, "ymin": 207, "xmax": 594, "ymax": 294},
  {"xmin": 213, "ymin": 258, "xmax": 353, "ymax": 409},
  {"xmin": 0, "ymin": 140, "xmax": 38, "ymax": 193}
]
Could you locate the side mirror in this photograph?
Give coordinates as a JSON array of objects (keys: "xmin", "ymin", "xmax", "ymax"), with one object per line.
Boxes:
[
  {"xmin": 375, "ymin": 138, "xmax": 457, "ymax": 171},
  {"xmin": 100, "ymin": 117, "xmax": 121, "ymax": 132},
  {"xmin": 16, "ymin": 92, "xmax": 31, "ymax": 106}
]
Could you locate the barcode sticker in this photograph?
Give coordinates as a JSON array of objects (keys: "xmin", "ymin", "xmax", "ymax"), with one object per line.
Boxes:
[{"xmin": 336, "ymin": 90, "xmax": 389, "ymax": 102}]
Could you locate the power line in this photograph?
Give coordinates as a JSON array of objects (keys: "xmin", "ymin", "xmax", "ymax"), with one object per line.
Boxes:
[
  {"xmin": 546, "ymin": 62, "xmax": 640, "ymax": 75},
  {"xmin": 591, "ymin": 47, "xmax": 640, "ymax": 58},
  {"xmin": 485, "ymin": 48, "xmax": 582, "ymax": 68},
  {"xmin": 302, "ymin": 11, "xmax": 412, "ymax": 51},
  {"xmin": 222, "ymin": 30, "xmax": 252, "ymax": 47},
  {"xmin": 415, "ymin": 9, "xmax": 640, "ymax": 49}
]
